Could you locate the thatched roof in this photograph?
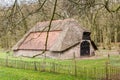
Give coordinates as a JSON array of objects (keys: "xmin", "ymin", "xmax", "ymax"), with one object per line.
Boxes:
[{"xmin": 13, "ymin": 19, "xmax": 89, "ymax": 51}]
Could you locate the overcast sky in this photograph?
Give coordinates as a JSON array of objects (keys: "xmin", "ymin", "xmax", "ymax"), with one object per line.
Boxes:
[{"xmin": 0, "ymin": 0, "xmax": 37, "ymax": 7}]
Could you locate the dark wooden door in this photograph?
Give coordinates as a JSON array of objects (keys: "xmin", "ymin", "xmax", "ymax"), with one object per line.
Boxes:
[{"xmin": 80, "ymin": 41, "xmax": 90, "ymax": 56}]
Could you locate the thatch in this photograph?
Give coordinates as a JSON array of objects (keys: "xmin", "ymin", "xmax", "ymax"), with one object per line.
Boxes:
[
  {"xmin": 13, "ymin": 18, "xmax": 89, "ymax": 52},
  {"xmin": 18, "ymin": 31, "xmax": 61, "ymax": 50}
]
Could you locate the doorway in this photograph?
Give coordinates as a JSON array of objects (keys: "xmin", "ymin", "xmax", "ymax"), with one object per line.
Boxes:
[{"xmin": 80, "ymin": 41, "xmax": 90, "ymax": 56}]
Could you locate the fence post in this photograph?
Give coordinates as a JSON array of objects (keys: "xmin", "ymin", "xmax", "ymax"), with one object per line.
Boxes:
[
  {"xmin": 52, "ymin": 62, "xmax": 55, "ymax": 72},
  {"xmin": 74, "ymin": 61, "xmax": 77, "ymax": 76},
  {"xmin": 34, "ymin": 61, "xmax": 37, "ymax": 71},
  {"xmin": 6, "ymin": 55, "xmax": 8, "ymax": 67},
  {"xmin": 94, "ymin": 67, "xmax": 96, "ymax": 79},
  {"xmin": 105, "ymin": 53, "xmax": 111, "ymax": 80},
  {"xmin": 73, "ymin": 52, "xmax": 77, "ymax": 76},
  {"xmin": 105, "ymin": 62, "xmax": 109, "ymax": 80},
  {"xmin": 5, "ymin": 51, "xmax": 10, "ymax": 67}
]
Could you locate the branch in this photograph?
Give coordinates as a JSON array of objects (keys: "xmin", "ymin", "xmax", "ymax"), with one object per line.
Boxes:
[
  {"xmin": 33, "ymin": 0, "xmax": 58, "ymax": 57},
  {"xmin": 45, "ymin": 0, "xmax": 58, "ymax": 50},
  {"xmin": 104, "ymin": 0, "xmax": 120, "ymax": 13},
  {"xmin": 16, "ymin": 0, "xmax": 47, "ymax": 25}
]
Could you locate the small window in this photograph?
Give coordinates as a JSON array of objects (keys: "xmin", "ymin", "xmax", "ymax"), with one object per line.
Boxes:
[{"xmin": 82, "ymin": 32, "xmax": 91, "ymax": 40}]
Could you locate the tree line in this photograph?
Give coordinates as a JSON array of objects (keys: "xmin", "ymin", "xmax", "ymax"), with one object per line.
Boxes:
[{"xmin": 0, "ymin": 0, "xmax": 119, "ymax": 50}]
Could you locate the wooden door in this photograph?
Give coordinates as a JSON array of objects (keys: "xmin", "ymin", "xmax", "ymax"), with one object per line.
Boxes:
[{"xmin": 80, "ymin": 41, "xmax": 90, "ymax": 56}]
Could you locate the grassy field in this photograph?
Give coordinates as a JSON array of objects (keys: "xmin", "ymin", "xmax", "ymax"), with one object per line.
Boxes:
[
  {"xmin": 0, "ymin": 51, "xmax": 107, "ymax": 66},
  {"xmin": 1, "ymin": 51, "xmax": 120, "ymax": 67},
  {"xmin": 0, "ymin": 51, "xmax": 120, "ymax": 80},
  {"xmin": 0, "ymin": 66, "xmax": 80, "ymax": 80}
]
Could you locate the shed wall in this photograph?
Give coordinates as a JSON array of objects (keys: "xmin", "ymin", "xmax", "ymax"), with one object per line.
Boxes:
[
  {"xmin": 14, "ymin": 42, "xmax": 95, "ymax": 59},
  {"xmin": 14, "ymin": 44, "xmax": 80, "ymax": 59}
]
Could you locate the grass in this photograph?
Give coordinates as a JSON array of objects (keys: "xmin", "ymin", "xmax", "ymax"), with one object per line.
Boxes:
[
  {"xmin": 109, "ymin": 55, "xmax": 120, "ymax": 66},
  {"xmin": 0, "ymin": 51, "xmax": 120, "ymax": 80},
  {"xmin": 1, "ymin": 51, "xmax": 120, "ymax": 68},
  {"xmin": 0, "ymin": 66, "xmax": 80, "ymax": 80},
  {"xmin": 1, "ymin": 50, "xmax": 120, "ymax": 67},
  {"xmin": 0, "ymin": 51, "xmax": 107, "ymax": 66}
]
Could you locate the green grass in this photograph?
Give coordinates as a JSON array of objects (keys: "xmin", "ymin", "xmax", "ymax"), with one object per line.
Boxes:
[
  {"xmin": 0, "ymin": 51, "xmax": 120, "ymax": 80},
  {"xmin": 1, "ymin": 51, "xmax": 119, "ymax": 69},
  {"xmin": 0, "ymin": 66, "xmax": 80, "ymax": 80},
  {"xmin": 0, "ymin": 51, "xmax": 107, "ymax": 66}
]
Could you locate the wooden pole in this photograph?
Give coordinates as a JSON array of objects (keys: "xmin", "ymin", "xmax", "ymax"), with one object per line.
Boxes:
[{"xmin": 73, "ymin": 52, "xmax": 77, "ymax": 76}]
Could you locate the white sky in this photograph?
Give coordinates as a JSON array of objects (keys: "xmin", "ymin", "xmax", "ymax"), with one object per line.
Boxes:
[{"xmin": 0, "ymin": 0, "xmax": 37, "ymax": 7}]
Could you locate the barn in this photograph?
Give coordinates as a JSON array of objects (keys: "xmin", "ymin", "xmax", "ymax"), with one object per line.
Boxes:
[{"xmin": 12, "ymin": 19, "xmax": 97, "ymax": 59}]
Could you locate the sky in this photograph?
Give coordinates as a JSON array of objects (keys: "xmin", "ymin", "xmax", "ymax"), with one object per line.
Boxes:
[{"xmin": 0, "ymin": 0, "xmax": 37, "ymax": 7}]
